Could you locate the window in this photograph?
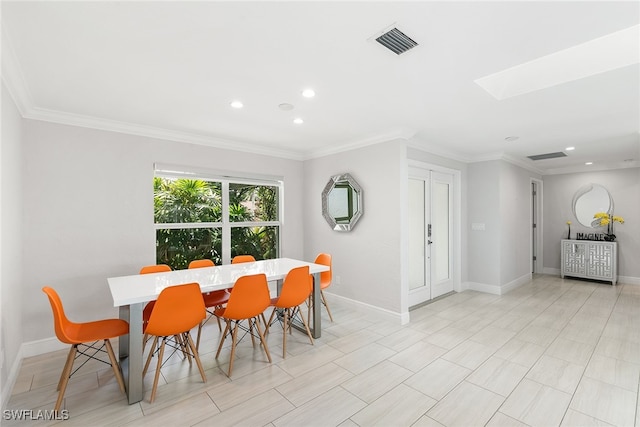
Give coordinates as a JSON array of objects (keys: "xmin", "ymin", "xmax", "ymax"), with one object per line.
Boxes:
[{"xmin": 154, "ymin": 168, "xmax": 282, "ymax": 269}]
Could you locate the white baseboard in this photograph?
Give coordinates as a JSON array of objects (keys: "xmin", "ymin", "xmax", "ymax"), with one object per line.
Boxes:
[
  {"xmin": 464, "ymin": 273, "xmax": 531, "ymax": 296},
  {"xmin": 1, "ymin": 346, "xmax": 23, "ymax": 411},
  {"xmin": 465, "ymin": 281, "xmax": 501, "ymax": 295},
  {"xmin": 502, "ymin": 273, "xmax": 532, "ymax": 294},
  {"xmin": 22, "ymin": 336, "xmax": 68, "ymax": 358},
  {"xmin": 544, "ymin": 267, "xmax": 561, "ymax": 275},
  {"xmin": 324, "ymin": 292, "xmax": 410, "ymax": 325},
  {"xmin": 619, "ymin": 276, "xmax": 640, "ymax": 285}
]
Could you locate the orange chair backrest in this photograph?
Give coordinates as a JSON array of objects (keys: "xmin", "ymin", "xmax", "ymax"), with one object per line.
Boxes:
[
  {"xmin": 145, "ymin": 283, "xmax": 206, "ymax": 336},
  {"xmin": 315, "ymin": 253, "xmax": 332, "ymax": 289},
  {"xmin": 275, "ymin": 266, "xmax": 312, "ymax": 309},
  {"xmin": 231, "ymin": 255, "xmax": 256, "ymax": 264},
  {"xmin": 42, "ymin": 287, "xmax": 76, "ymax": 344},
  {"xmin": 188, "ymin": 259, "xmax": 215, "ymax": 269},
  {"xmin": 140, "ymin": 264, "xmax": 172, "ymax": 274},
  {"xmin": 223, "ymin": 274, "xmax": 270, "ymax": 320}
]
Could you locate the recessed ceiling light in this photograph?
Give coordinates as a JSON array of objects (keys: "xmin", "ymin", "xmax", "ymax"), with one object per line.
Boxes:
[
  {"xmin": 230, "ymin": 101, "xmax": 243, "ymax": 109},
  {"xmin": 293, "ymin": 118, "xmax": 304, "ymax": 124},
  {"xmin": 585, "ymin": 162, "xmax": 593, "ymax": 165},
  {"xmin": 278, "ymin": 103, "xmax": 294, "ymax": 111},
  {"xmin": 302, "ymin": 89, "xmax": 315, "ymax": 98},
  {"xmin": 505, "ymin": 136, "xmax": 519, "ymax": 142},
  {"xmin": 566, "ymin": 147, "xmax": 575, "ymax": 151}
]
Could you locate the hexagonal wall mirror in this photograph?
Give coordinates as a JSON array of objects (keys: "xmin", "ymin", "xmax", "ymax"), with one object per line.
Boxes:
[{"xmin": 322, "ymin": 173, "xmax": 363, "ymax": 232}]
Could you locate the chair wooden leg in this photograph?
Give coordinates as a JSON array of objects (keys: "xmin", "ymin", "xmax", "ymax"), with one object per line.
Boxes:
[
  {"xmin": 149, "ymin": 338, "xmax": 166, "ymax": 404},
  {"xmin": 214, "ymin": 309, "xmax": 222, "ymax": 332},
  {"xmin": 57, "ymin": 345, "xmax": 76, "ymax": 392},
  {"xmin": 227, "ymin": 322, "xmax": 240, "ymax": 377},
  {"xmin": 143, "ymin": 333, "xmax": 150, "ymax": 353},
  {"xmin": 282, "ymin": 309, "xmax": 288, "ymax": 358},
  {"xmin": 176, "ymin": 334, "xmax": 192, "ymax": 363},
  {"xmin": 254, "ymin": 317, "xmax": 272, "ymax": 363},
  {"xmin": 196, "ymin": 320, "xmax": 204, "ymax": 352},
  {"xmin": 55, "ymin": 345, "xmax": 77, "ymax": 412},
  {"xmin": 265, "ymin": 308, "xmax": 277, "ymax": 335},
  {"xmin": 104, "ymin": 339, "xmax": 126, "ymax": 393},
  {"xmin": 321, "ymin": 290, "xmax": 334, "ymax": 322},
  {"xmin": 143, "ymin": 336, "xmax": 158, "ymax": 377},
  {"xmin": 185, "ymin": 333, "xmax": 207, "ymax": 383},
  {"xmin": 216, "ymin": 320, "xmax": 231, "ymax": 359},
  {"xmin": 248, "ymin": 318, "xmax": 257, "ymax": 347},
  {"xmin": 296, "ymin": 305, "xmax": 315, "ymax": 346}
]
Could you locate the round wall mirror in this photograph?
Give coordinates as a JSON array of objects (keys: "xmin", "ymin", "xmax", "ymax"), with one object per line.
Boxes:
[
  {"xmin": 572, "ymin": 183, "xmax": 613, "ymax": 227},
  {"xmin": 322, "ymin": 173, "xmax": 363, "ymax": 231}
]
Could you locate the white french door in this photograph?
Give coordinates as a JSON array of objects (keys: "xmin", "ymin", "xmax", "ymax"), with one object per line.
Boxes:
[{"xmin": 408, "ymin": 168, "xmax": 454, "ymax": 307}]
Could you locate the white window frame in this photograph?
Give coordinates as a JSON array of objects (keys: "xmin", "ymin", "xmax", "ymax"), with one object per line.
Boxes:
[{"xmin": 154, "ymin": 163, "xmax": 284, "ymax": 264}]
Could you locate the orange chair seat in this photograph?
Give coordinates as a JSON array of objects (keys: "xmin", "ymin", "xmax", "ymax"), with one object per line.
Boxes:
[
  {"xmin": 63, "ymin": 319, "xmax": 129, "ymax": 344},
  {"xmin": 203, "ymin": 290, "xmax": 230, "ymax": 308}
]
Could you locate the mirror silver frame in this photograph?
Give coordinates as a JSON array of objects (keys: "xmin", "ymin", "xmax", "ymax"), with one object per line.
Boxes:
[
  {"xmin": 321, "ymin": 173, "xmax": 363, "ymax": 232},
  {"xmin": 572, "ymin": 183, "xmax": 614, "ymax": 228}
]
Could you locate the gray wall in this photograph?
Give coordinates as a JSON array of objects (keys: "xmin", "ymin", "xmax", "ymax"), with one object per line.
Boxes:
[
  {"xmin": 20, "ymin": 119, "xmax": 305, "ymax": 344},
  {"xmin": 500, "ymin": 162, "xmax": 539, "ymax": 284},
  {"xmin": 467, "ymin": 161, "xmax": 501, "ymax": 286},
  {"xmin": 303, "ymin": 140, "xmax": 404, "ymax": 313},
  {"xmin": 543, "ymin": 168, "xmax": 640, "ymax": 279},
  {"xmin": 466, "ymin": 160, "xmax": 543, "ymax": 289},
  {"xmin": 1, "ymin": 83, "xmax": 24, "ymax": 403}
]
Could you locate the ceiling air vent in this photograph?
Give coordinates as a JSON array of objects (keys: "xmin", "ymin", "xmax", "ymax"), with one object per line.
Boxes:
[
  {"xmin": 375, "ymin": 28, "xmax": 418, "ymax": 55},
  {"xmin": 527, "ymin": 152, "xmax": 567, "ymax": 161}
]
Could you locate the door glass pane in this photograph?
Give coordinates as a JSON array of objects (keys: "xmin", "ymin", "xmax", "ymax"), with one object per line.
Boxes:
[
  {"xmin": 433, "ymin": 182, "xmax": 450, "ymax": 281},
  {"xmin": 408, "ymin": 179, "xmax": 425, "ymax": 290}
]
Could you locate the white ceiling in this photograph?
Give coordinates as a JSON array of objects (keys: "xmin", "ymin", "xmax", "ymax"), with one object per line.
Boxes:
[{"xmin": 2, "ymin": 1, "xmax": 639, "ymax": 174}]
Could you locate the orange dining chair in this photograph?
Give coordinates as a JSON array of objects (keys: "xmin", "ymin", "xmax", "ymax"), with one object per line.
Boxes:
[
  {"xmin": 188, "ymin": 259, "xmax": 231, "ymax": 350},
  {"xmin": 140, "ymin": 264, "xmax": 172, "ymax": 352},
  {"xmin": 142, "ymin": 283, "xmax": 207, "ymax": 403},
  {"xmin": 265, "ymin": 266, "xmax": 314, "ymax": 358},
  {"xmin": 309, "ymin": 253, "xmax": 334, "ymax": 322},
  {"xmin": 42, "ymin": 287, "xmax": 129, "ymax": 412},
  {"xmin": 215, "ymin": 273, "xmax": 272, "ymax": 377},
  {"xmin": 231, "ymin": 254, "xmax": 267, "ymax": 325},
  {"xmin": 231, "ymin": 254, "xmax": 256, "ymax": 264}
]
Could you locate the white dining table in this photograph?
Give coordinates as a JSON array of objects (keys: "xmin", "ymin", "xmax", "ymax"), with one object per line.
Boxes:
[{"xmin": 108, "ymin": 257, "xmax": 329, "ymax": 404}]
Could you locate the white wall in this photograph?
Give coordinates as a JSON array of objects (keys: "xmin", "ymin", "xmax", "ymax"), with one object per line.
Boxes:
[
  {"xmin": 543, "ymin": 168, "xmax": 640, "ymax": 280},
  {"xmin": 21, "ymin": 119, "xmax": 305, "ymax": 344},
  {"xmin": 500, "ymin": 162, "xmax": 539, "ymax": 285},
  {"xmin": 1, "ymin": 83, "xmax": 24, "ymax": 405},
  {"xmin": 303, "ymin": 140, "xmax": 404, "ymax": 314},
  {"xmin": 466, "ymin": 160, "xmax": 542, "ymax": 291},
  {"xmin": 467, "ymin": 161, "xmax": 501, "ymax": 287}
]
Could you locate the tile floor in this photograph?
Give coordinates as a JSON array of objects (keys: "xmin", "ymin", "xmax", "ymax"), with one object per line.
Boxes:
[{"xmin": 6, "ymin": 274, "xmax": 640, "ymax": 426}]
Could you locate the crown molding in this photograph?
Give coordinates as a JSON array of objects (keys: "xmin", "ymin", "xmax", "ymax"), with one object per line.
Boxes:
[
  {"xmin": 406, "ymin": 137, "xmax": 472, "ymax": 164},
  {"xmin": 303, "ymin": 127, "xmax": 417, "ymax": 160},
  {"xmin": 1, "ymin": 26, "xmax": 32, "ymax": 116},
  {"xmin": 24, "ymin": 106, "xmax": 304, "ymax": 160},
  {"xmin": 543, "ymin": 160, "xmax": 640, "ymax": 175},
  {"xmin": 500, "ymin": 153, "xmax": 545, "ymax": 175}
]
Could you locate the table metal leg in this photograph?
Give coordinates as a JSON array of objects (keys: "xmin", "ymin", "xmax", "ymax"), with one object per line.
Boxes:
[
  {"xmin": 119, "ymin": 302, "xmax": 144, "ymax": 404},
  {"xmin": 310, "ymin": 272, "xmax": 322, "ymax": 338}
]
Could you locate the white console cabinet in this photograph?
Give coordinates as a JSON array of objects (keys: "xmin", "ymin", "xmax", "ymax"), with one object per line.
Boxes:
[{"xmin": 561, "ymin": 239, "xmax": 617, "ymax": 285}]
